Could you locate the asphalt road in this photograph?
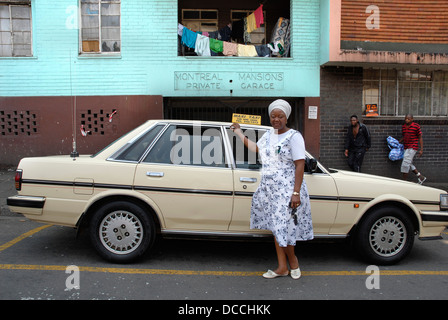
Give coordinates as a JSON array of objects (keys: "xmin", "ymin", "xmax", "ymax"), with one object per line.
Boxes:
[{"xmin": 1, "ymin": 168, "xmax": 447, "ymax": 303}]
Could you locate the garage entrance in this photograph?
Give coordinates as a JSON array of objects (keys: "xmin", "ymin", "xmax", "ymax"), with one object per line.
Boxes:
[{"xmin": 163, "ymin": 98, "xmax": 304, "ymax": 132}]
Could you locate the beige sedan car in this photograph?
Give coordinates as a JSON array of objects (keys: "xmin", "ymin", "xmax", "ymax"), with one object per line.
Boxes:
[{"xmin": 7, "ymin": 120, "xmax": 448, "ymax": 265}]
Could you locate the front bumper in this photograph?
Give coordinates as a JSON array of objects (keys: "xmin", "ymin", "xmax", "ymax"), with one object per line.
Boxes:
[
  {"xmin": 420, "ymin": 210, "xmax": 448, "ymax": 224},
  {"xmin": 418, "ymin": 210, "xmax": 448, "ymax": 240}
]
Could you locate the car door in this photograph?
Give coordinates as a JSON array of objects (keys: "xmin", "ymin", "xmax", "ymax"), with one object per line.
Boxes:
[
  {"xmin": 226, "ymin": 125, "xmax": 339, "ymax": 235},
  {"xmin": 226, "ymin": 126, "xmax": 267, "ymax": 233},
  {"xmin": 133, "ymin": 123, "xmax": 234, "ymax": 231},
  {"xmin": 303, "ymin": 166, "xmax": 339, "ymax": 235}
]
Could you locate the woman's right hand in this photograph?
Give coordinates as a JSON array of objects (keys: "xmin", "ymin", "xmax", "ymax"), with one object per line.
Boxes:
[{"xmin": 230, "ymin": 123, "xmax": 241, "ymax": 132}]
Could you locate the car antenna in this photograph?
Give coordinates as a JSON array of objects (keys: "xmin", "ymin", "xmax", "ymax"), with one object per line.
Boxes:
[{"xmin": 69, "ymin": 51, "xmax": 79, "ymax": 158}]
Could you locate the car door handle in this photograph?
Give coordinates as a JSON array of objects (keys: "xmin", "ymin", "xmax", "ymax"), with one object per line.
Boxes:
[
  {"xmin": 240, "ymin": 177, "xmax": 257, "ymax": 183},
  {"xmin": 146, "ymin": 172, "xmax": 164, "ymax": 177}
]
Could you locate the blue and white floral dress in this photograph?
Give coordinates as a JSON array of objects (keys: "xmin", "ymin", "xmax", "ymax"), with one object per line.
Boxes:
[{"xmin": 250, "ymin": 129, "xmax": 314, "ymax": 247}]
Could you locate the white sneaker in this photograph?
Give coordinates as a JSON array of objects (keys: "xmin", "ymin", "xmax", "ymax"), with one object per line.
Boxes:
[{"xmin": 418, "ymin": 176, "xmax": 427, "ymax": 184}]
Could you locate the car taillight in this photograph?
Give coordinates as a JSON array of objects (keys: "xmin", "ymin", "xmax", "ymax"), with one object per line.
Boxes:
[{"xmin": 15, "ymin": 169, "xmax": 23, "ymax": 191}]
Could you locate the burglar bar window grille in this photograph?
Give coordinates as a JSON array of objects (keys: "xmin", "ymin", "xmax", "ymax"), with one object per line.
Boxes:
[
  {"xmin": 0, "ymin": 3, "xmax": 32, "ymax": 57},
  {"xmin": 80, "ymin": 0, "xmax": 121, "ymax": 54},
  {"xmin": 363, "ymin": 69, "xmax": 448, "ymax": 117}
]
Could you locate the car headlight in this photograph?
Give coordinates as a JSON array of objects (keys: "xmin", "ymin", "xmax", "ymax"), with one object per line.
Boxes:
[{"xmin": 441, "ymin": 194, "xmax": 448, "ymax": 211}]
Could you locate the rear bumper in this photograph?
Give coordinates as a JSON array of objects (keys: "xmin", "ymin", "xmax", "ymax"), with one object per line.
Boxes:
[{"xmin": 7, "ymin": 195, "xmax": 45, "ymax": 215}]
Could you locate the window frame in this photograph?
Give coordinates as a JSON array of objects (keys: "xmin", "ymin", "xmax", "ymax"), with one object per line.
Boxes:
[
  {"xmin": 363, "ymin": 68, "xmax": 448, "ymax": 117},
  {"xmin": 0, "ymin": 2, "xmax": 32, "ymax": 57},
  {"xmin": 226, "ymin": 126, "xmax": 266, "ymax": 170},
  {"xmin": 143, "ymin": 123, "xmax": 228, "ymax": 168},
  {"xmin": 79, "ymin": 0, "xmax": 121, "ymax": 55}
]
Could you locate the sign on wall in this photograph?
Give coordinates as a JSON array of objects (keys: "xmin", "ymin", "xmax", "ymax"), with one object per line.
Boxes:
[{"xmin": 174, "ymin": 71, "xmax": 284, "ymax": 93}]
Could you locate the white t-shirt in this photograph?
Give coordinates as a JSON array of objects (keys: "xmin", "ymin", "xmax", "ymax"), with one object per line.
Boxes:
[{"xmin": 259, "ymin": 129, "xmax": 306, "ymax": 161}]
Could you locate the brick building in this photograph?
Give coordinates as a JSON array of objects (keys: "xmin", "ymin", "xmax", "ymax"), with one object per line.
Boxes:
[
  {"xmin": 1, "ymin": 0, "xmax": 447, "ymax": 182},
  {"xmin": 320, "ymin": 0, "xmax": 448, "ymax": 182}
]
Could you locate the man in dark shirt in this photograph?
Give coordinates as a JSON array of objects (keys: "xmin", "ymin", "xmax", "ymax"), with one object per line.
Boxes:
[
  {"xmin": 344, "ymin": 115, "xmax": 371, "ymax": 172},
  {"xmin": 399, "ymin": 114, "xmax": 426, "ymax": 183}
]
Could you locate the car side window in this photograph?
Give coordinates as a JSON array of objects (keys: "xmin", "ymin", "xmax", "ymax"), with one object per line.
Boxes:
[
  {"xmin": 144, "ymin": 124, "xmax": 226, "ymax": 167},
  {"xmin": 114, "ymin": 124, "xmax": 164, "ymax": 162},
  {"xmin": 227, "ymin": 127, "xmax": 266, "ymax": 170}
]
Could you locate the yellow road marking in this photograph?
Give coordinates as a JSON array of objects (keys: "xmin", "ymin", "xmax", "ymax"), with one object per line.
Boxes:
[
  {"xmin": 0, "ymin": 224, "xmax": 52, "ymax": 252},
  {"xmin": 1, "ymin": 225, "xmax": 447, "ymax": 276},
  {"xmin": 0, "ymin": 264, "xmax": 447, "ymax": 277}
]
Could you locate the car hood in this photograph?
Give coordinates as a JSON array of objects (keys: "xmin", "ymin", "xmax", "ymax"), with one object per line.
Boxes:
[{"xmin": 329, "ymin": 168, "xmax": 445, "ymax": 202}]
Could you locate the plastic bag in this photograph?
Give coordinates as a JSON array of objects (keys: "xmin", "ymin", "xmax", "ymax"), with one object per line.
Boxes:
[{"xmin": 387, "ymin": 136, "xmax": 404, "ymax": 161}]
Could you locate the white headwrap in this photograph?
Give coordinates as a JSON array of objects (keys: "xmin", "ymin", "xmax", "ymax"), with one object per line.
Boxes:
[{"xmin": 268, "ymin": 99, "xmax": 292, "ymax": 119}]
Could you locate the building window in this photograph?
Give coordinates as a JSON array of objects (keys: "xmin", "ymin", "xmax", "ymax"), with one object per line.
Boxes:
[
  {"xmin": 182, "ymin": 9, "xmax": 219, "ymax": 32},
  {"xmin": 80, "ymin": 0, "xmax": 120, "ymax": 54},
  {"xmin": 0, "ymin": 2, "xmax": 32, "ymax": 57},
  {"xmin": 178, "ymin": 4, "xmax": 290, "ymax": 58},
  {"xmin": 363, "ymin": 69, "xmax": 448, "ymax": 117}
]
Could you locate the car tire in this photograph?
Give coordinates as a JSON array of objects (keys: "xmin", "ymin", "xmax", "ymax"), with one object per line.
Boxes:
[
  {"xmin": 354, "ymin": 206, "xmax": 415, "ymax": 265},
  {"xmin": 89, "ymin": 201, "xmax": 156, "ymax": 263}
]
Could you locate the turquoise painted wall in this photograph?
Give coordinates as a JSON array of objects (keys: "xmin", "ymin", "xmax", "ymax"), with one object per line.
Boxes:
[
  {"xmin": 319, "ymin": 0, "xmax": 330, "ymax": 65},
  {"xmin": 0, "ymin": 0, "xmax": 322, "ymax": 98}
]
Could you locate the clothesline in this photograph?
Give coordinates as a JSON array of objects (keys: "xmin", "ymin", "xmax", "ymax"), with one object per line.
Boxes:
[{"xmin": 178, "ymin": 4, "xmax": 286, "ymax": 57}]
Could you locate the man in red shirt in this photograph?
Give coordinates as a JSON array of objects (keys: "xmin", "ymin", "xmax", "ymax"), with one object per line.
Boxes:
[{"xmin": 399, "ymin": 114, "xmax": 426, "ymax": 184}]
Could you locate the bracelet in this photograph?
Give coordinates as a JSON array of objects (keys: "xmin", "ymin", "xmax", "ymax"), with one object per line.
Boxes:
[{"xmin": 292, "ymin": 192, "xmax": 299, "ymax": 196}]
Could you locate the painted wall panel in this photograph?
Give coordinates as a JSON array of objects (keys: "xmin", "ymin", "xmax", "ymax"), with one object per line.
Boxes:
[{"xmin": 0, "ymin": 0, "xmax": 321, "ymax": 98}]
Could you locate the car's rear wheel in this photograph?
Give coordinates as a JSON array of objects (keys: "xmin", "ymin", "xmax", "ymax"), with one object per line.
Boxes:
[
  {"xmin": 355, "ymin": 206, "xmax": 415, "ymax": 265},
  {"xmin": 89, "ymin": 201, "xmax": 155, "ymax": 263}
]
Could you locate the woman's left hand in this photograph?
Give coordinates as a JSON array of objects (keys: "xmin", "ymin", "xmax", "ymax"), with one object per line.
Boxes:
[{"xmin": 291, "ymin": 194, "xmax": 301, "ymax": 208}]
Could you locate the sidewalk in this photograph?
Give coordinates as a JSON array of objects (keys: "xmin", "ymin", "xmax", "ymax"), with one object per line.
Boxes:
[{"xmin": 0, "ymin": 167, "xmax": 17, "ymax": 216}]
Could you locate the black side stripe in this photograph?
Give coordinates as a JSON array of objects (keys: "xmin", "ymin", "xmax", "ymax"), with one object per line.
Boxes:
[
  {"xmin": 23, "ymin": 179, "xmax": 435, "ymax": 205},
  {"xmin": 134, "ymin": 185, "xmax": 232, "ymax": 196}
]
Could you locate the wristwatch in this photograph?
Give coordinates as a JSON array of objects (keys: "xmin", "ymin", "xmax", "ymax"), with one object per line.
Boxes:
[{"xmin": 292, "ymin": 192, "xmax": 300, "ymax": 196}]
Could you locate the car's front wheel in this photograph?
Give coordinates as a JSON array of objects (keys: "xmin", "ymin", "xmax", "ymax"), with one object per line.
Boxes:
[
  {"xmin": 355, "ymin": 206, "xmax": 415, "ymax": 265},
  {"xmin": 89, "ymin": 201, "xmax": 156, "ymax": 263}
]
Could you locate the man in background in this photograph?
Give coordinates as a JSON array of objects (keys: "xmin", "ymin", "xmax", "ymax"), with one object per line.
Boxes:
[
  {"xmin": 344, "ymin": 115, "xmax": 371, "ymax": 172},
  {"xmin": 399, "ymin": 114, "xmax": 426, "ymax": 184}
]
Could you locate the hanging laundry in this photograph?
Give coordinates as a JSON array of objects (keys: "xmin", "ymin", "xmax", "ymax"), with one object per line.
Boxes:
[
  {"xmin": 246, "ymin": 13, "xmax": 257, "ymax": 33},
  {"xmin": 255, "ymin": 45, "xmax": 271, "ymax": 57},
  {"xmin": 181, "ymin": 27, "xmax": 198, "ymax": 49},
  {"xmin": 209, "ymin": 38, "xmax": 223, "ymax": 53},
  {"xmin": 195, "ymin": 34, "xmax": 211, "ymax": 56},
  {"xmin": 267, "ymin": 41, "xmax": 285, "ymax": 56},
  {"xmin": 178, "ymin": 23, "xmax": 184, "ymax": 37},
  {"xmin": 254, "ymin": 5, "xmax": 264, "ymax": 28},
  {"xmin": 270, "ymin": 17, "xmax": 290, "ymax": 57},
  {"xmin": 223, "ymin": 41, "xmax": 238, "ymax": 56},
  {"xmin": 237, "ymin": 44, "xmax": 258, "ymax": 57},
  {"xmin": 208, "ymin": 31, "xmax": 219, "ymax": 39}
]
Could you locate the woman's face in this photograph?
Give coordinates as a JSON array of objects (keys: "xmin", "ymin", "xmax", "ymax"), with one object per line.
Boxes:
[{"xmin": 270, "ymin": 109, "xmax": 288, "ymax": 133}]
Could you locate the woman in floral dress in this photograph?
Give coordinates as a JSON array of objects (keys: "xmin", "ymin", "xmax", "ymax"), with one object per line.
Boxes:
[{"xmin": 231, "ymin": 99, "xmax": 313, "ymax": 279}]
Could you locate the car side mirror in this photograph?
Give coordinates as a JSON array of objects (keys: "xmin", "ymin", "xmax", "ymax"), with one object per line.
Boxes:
[{"xmin": 306, "ymin": 158, "xmax": 318, "ymax": 173}]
